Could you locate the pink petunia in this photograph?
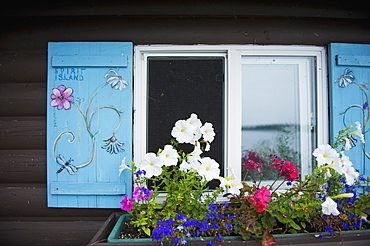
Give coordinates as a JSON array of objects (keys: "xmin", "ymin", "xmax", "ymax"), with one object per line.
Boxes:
[
  {"xmin": 50, "ymin": 85, "xmax": 74, "ymax": 110},
  {"xmin": 120, "ymin": 195, "xmax": 134, "ymax": 210}
]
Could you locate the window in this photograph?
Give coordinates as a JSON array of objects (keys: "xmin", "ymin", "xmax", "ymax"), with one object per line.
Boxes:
[
  {"xmin": 241, "ymin": 56, "xmax": 315, "ymax": 187},
  {"xmin": 134, "ymin": 45, "xmax": 328, "ymax": 193}
]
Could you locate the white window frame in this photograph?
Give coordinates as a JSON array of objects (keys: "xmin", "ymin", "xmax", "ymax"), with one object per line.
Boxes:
[{"xmin": 133, "ymin": 45, "xmax": 328, "ymax": 194}]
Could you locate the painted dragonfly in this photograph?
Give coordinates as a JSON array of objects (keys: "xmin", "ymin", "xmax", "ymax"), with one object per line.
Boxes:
[{"xmin": 56, "ymin": 154, "xmax": 78, "ymax": 175}]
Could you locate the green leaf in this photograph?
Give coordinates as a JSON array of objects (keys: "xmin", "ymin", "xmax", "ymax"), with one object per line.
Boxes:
[
  {"xmin": 142, "ymin": 226, "xmax": 151, "ymax": 236},
  {"xmin": 300, "ymin": 222, "xmax": 306, "ymax": 229},
  {"xmin": 289, "ymin": 220, "xmax": 301, "ymax": 230},
  {"xmin": 288, "ymin": 228, "xmax": 297, "ymax": 234}
]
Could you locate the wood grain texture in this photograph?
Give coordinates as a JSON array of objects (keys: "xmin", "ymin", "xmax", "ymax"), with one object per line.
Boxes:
[
  {"xmin": 0, "ymin": 220, "xmax": 105, "ymax": 246},
  {"xmin": 0, "ymin": 116, "xmax": 45, "ymax": 150},
  {"xmin": 0, "ymin": 149, "xmax": 46, "ymax": 183},
  {"xmin": 0, "ymin": 83, "xmax": 46, "ymax": 116}
]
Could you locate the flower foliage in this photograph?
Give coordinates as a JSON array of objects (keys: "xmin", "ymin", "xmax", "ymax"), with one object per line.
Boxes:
[
  {"xmin": 119, "ymin": 114, "xmax": 242, "ymax": 244},
  {"xmin": 120, "ymin": 115, "xmax": 369, "ymax": 246},
  {"xmin": 231, "ymin": 123, "xmax": 370, "ymax": 245}
]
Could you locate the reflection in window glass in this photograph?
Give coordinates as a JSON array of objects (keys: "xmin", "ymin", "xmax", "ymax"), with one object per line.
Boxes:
[{"xmin": 241, "ymin": 57, "xmax": 315, "ymax": 182}]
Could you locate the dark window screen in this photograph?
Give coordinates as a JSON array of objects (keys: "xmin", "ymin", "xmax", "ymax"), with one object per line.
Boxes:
[{"xmin": 147, "ymin": 57, "xmax": 225, "ymax": 179}]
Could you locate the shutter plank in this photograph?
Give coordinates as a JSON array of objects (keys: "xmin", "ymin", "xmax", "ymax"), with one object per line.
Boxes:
[
  {"xmin": 50, "ymin": 182, "xmax": 125, "ymax": 195},
  {"xmin": 52, "ymin": 55, "xmax": 128, "ymax": 67},
  {"xmin": 337, "ymin": 55, "xmax": 370, "ymax": 66}
]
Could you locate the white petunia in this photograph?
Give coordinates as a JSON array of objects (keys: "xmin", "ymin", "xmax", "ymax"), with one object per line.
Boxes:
[
  {"xmin": 186, "ymin": 114, "xmax": 202, "ymax": 143},
  {"xmin": 321, "ymin": 197, "xmax": 340, "ymax": 216},
  {"xmin": 324, "ymin": 168, "xmax": 332, "ymax": 178},
  {"xmin": 136, "ymin": 153, "xmax": 164, "ymax": 178},
  {"xmin": 196, "ymin": 157, "xmax": 220, "ymax": 181},
  {"xmin": 227, "ymin": 179, "xmax": 244, "ymax": 195},
  {"xmin": 327, "ymin": 155, "xmax": 345, "ymax": 175},
  {"xmin": 159, "ymin": 145, "xmax": 179, "ymax": 166},
  {"xmin": 354, "ymin": 121, "xmax": 365, "ymax": 143},
  {"xmin": 118, "ymin": 157, "xmax": 131, "ymax": 176},
  {"xmin": 219, "ymin": 175, "xmax": 243, "ymax": 195},
  {"xmin": 224, "ymin": 168, "xmax": 243, "ymax": 195},
  {"xmin": 192, "ymin": 143, "xmax": 203, "ymax": 157},
  {"xmin": 171, "ymin": 119, "xmax": 197, "ymax": 143},
  {"xmin": 343, "ymin": 137, "xmax": 352, "ymax": 150},
  {"xmin": 341, "ymin": 155, "xmax": 359, "ymax": 185},
  {"xmin": 200, "ymin": 122, "xmax": 215, "ymax": 143},
  {"xmin": 186, "ymin": 113, "xmax": 202, "ymax": 128},
  {"xmin": 312, "ymin": 144, "xmax": 339, "ymax": 167},
  {"xmin": 179, "ymin": 160, "xmax": 192, "ymax": 171},
  {"xmin": 187, "ymin": 155, "xmax": 201, "ymax": 170}
]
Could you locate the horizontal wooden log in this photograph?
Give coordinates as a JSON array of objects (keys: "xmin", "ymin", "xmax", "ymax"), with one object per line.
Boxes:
[
  {"xmin": 0, "ymin": 83, "xmax": 46, "ymax": 116},
  {"xmin": 9, "ymin": 1, "xmax": 370, "ymax": 19},
  {"xmin": 0, "ymin": 220, "xmax": 105, "ymax": 246},
  {"xmin": 0, "ymin": 149, "xmax": 46, "ymax": 183},
  {"xmin": 0, "ymin": 184, "xmax": 119, "ymax": 218},
  {"xmin": 0, "ymin": 50, "xmax": 47, "ymax": 84},
  {"xmin": 1, "ymin": 16, "xmax": 370, "ymax": 52},
  {"xmin": 0, "ymin": 116, "xmax": 45, "ymax": 150}
]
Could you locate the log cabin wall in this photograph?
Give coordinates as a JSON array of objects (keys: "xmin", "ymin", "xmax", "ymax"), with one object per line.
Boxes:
[{"xmin": 0, "ymin": 1, "xmax": 369, "ymax": 245}]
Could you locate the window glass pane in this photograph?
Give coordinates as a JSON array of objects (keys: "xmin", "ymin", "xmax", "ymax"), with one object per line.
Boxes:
[
  {"xmin": 147, "ymin": 57, "xmax": 225, "ymax": 185},
  {"xmin": 241, "ymin": 57, "xmax": 314, "ymax": 182}
]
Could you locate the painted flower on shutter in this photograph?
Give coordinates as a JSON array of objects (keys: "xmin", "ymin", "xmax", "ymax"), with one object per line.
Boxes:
[
  {"xmin": 105, "ymin": 69, "xmax": 129, "ymax": 90},
  {"xmin": 50, "ymin": 85, "xmax": 74, "ymax": 110},
  {"xmin": 101, "ymin": 136, "xmax": 125, "ymax": 154},
  {"xmin": 335, "ymin": 68, "xmax": 355, "ymax": 88},
  {"xmin": 51, "ymin": 70, "xmax": 127, "ymax": 175},
  {"xmin": 336, "ymin": 68, "xmax": 369, "ymax": 159}
]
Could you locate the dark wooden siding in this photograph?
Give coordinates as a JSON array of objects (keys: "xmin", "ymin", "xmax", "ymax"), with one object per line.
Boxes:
[{"xmin": 0, "ymin": 1, "xmax": 369, "ymax": 245}]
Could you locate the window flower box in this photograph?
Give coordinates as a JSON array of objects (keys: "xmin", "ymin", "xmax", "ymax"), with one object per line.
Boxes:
[
  {"xmin": 89, "ymin": 114, "xmax": 370, "ymax": 246},
  {"xmin": 88, "ymin": 212, "xmax": 370, "ymax": 246}
]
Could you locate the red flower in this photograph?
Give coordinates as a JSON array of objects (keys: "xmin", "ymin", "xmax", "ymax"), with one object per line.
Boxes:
[
  {"xmin": 243, "ymin": 160, "xmax": 261, "ymax": 172},
  {"xmin": 272, "ymin": 159, "xmax": 299, "ymax": 181},
  {"xmin": 250, "ymin": 186, "xmax": 271, "ymax": 213}
]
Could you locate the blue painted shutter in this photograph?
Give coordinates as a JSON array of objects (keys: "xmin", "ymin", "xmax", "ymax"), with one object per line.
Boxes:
[
  {"xmin": 329, "ymin": 43, "xmax": 370, "ymax": 178},
  {"xmin": 47, "ymin": 42, "xmax": 133, "ymax": 208}
]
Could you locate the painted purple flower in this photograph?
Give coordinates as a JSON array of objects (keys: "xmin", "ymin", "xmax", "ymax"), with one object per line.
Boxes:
[
  {"xmin": 363, "ymin": 102, "xmax": 368, "ymax": 109},
  {"xmin": 50, "ymin": 85, "xmax": 74, "ymax": 110},
  {"xmin": 335, "ymin": 68, "xmax": 355, "ymax": 88}
]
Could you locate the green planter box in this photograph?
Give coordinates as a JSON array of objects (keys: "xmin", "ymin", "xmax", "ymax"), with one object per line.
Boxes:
[
  {"xmin": 108, "ymin": 214, "xmax": 241, "ymax": 244},
  {"xmin": 89, "ymin": 213, "xmax": 370, "ymax": 246}
]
